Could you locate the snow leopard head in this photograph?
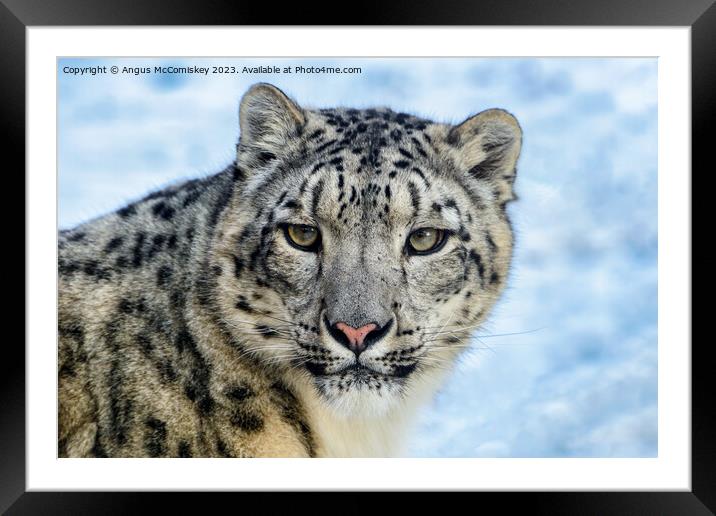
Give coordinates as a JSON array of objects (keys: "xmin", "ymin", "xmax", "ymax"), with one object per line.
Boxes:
[{"xmin": 211, "ymin": 83, "xmax": 522, "ymax": 417}]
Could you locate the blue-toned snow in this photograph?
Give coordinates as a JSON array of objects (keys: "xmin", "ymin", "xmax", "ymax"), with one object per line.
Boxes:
[{"xmin": 58, "ymin": 58, "xmax": 658, "ymax": 457}]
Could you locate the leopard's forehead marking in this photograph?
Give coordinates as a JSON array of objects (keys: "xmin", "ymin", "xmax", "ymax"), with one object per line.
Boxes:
[
  {"xmin": 305, "ymin": 107, "xmax": 435, "ymax": 176},
  {"xmin": 251, "ymin": 107, "xmax": 455, "ymax": 235}
]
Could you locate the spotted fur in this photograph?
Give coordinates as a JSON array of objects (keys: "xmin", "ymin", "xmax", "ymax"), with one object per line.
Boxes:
[{"xmin": 58, "ymin": 83, "xmax": 522, "ymax": 457}]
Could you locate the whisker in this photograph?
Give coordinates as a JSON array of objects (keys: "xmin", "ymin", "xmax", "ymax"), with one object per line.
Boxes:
[
  {"xmin": 250, "ymin": 309, "xmax": 304, "ymax": 327},
  {"xmin": 423, "ymin": 326, "xmax": 546, "ymax": 338},
  {"xmin": 230, "ymin": 318, "xmax": 295, "ymax": 330},
  {"xmin": 238, "ymin": 331, "xmax": 294, "ymax": 340},
  {"xmin": 223, "ymin": 321, "xmax": 295, "ymax": 338},
  {"xmin": 236, "ymin": 343, "xmax": 296, "ymax": 353},
  {"xmin": 474, "ymin": 327, "xmax": 546, "ymax": 338},
  {"xmin": 472, "ymin": 335, "xmax": 497, "ymax": 355},
  {"xmin": 430, "ymin": 310, "xmax": 455, "ymax": 340}
]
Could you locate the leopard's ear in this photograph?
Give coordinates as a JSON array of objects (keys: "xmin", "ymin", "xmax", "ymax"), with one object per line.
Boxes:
[
  {"xmin": 238, "ymin": 83, "xmax": 306, "ymax": 170},
  {"xmin": 447, "ymin": 108, "xmax": 522, "ymax": 203}
]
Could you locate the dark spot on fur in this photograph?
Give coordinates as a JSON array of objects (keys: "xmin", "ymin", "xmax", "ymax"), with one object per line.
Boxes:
[
  {"xmin": 230, "ymin": 409, "xmax": 264, "ymax": 432},
  {"xmin": 469, "ymin": 249, "xmax": 485, "ymax": 280},
  {"xmin": 152, "ymin": 201, "xmax": 176, "ymax": 221},
  {"xmin": 158, "ymin": 358, "xmax": 177, "ymax": 384},
  {"xmin": 216, "ymin": 439, "xmax": 233, "ymax": 457},
  {"xmin": 314, "ymin": 139, "xmax": 337, "ymax": 153},
  {"xmin": 226, "ymin": 384, "xmax": 254, "ymax": 401},
  {"xmin": 104, "ymin": 236, "xmax": 124, "ymax": 253},
  {"xmin": 311, "ymin": 179, "xmax": 325, "ymax": 216},
  {"xmin": 233, "ymin": 255, "xmax": 244, "ymax": 279},
  {"xmin": 117, "ymin": 204, "xmax": 137, "ymax": 218},
  {"xmin": 393, "ymin": 363, "xmax": 417, "ymax": 378},
  {"xmin": 232, "ymin": 166, "xmax": 246, "ymax": 182},
  {"xmin": 257, "ymin": 151, "xmax": 276, "ymax": 165},
  {"xmin": 305, "ymin": 361, "xmax": 327, "ymax": 376},
  {"xmin": 407, "ymin": 182, "xmax": 420, "ymax": 216},
  {"xmin": 58, "ymin": 259, "xmax": 80, "ymax": 276},
  {"xmin": 157, "ymin": 265, "xmax": 172, "ymax": 287},
  {"xmin": 91, "ymin": 437, "xmax": 108, "ymax": 458},
  {"xmin": 144, "ymin": 417, "xmax": 167, "ymax": 457},
  {"xmin": 118, "ymin": 298, "xmax": 133, "ymax": 314},
  {"xmin": 236, "ymin": 296, "xmax": 254, "ymax": 313},
  {"xmin": 147, "ymin": 234, "xmax": 166, "ymax": 259},
  {"xmin": 174, "ymin": 328, "xmax": 192, "ymax": 353},
  {"xmin": 486, "ymin": 233, "xmax": 498, "ymax": 253},
  {"xmin": 83, "ymin": 260, "xmax": 98, "ymax": 276},
  {"xmin": 410, "ymin": 167, "xmax": 430, "ymax": 187},
  {"xmin": 178, "ymin": 441, "xmax": 192, "ymax": 458},
  {"xmin": 132, "ymin": 232, "xmax": 146, "ymax": 268},
  {"xmin": 399, "ymin": 148, "xmax": 414, "ymax": 160},
  {"xmin": 136, "ymin": 333, "xmax": 153, "ymax": 355},
  {"xmin": 183, "ymin": 189, "xmax": 202, "ymax": 207}
]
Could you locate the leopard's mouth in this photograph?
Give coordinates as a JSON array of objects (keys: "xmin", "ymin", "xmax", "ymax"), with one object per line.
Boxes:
[
  {"xmin": 305, "ymin": 360, "xmax": 417, "ymax": 380},
  {"xmin": 336, "ymin": 363, "xmax": 383, "ymax": 377}
]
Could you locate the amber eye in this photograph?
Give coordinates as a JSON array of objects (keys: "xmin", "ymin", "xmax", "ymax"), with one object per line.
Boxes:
[
  {"xmin": 407, "ymin": 228, "xmax": 447, "ymax": 255},
  {"xmin": 284, "ymin": 224, "xmax": 320, "ymax": 251}
]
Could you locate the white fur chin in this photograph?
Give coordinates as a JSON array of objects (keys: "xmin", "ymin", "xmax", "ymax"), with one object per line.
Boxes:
[
  {"xmin": 291, "ymin": 367, "xmax": 451, "ymax": 457},
  {"xmin": 321, "ymin": 383, "xmax": 405, "ymax": 419}
]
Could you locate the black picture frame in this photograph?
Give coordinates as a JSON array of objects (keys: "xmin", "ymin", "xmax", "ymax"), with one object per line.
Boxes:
[{"xmin": 5, "ymin": 1, "xmax": 709, "ymax": 513}]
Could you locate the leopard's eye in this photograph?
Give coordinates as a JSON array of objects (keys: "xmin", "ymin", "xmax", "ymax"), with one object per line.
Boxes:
[
  {"xmin": 284, "ymin": 224, "xmax": 320, "ymax": 251},
  {"xmin": 407, "ymin": 228, "xmax": 447, "ymax": 255}
]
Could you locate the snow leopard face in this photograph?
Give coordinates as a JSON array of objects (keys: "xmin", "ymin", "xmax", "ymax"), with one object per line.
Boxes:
[{"xmin": 212, "ymin": 84, "xmax": 522, "ymax": 417}]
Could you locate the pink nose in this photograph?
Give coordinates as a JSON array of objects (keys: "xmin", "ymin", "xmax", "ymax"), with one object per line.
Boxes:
[{"xmin": 334, "ymin": 322, "xmax": 378, "ymax": 350}]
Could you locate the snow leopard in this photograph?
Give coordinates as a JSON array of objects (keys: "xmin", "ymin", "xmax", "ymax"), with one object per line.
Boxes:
[{"xmin": 58, "ymin": 83, "xmax": 522, "ymax": 457}]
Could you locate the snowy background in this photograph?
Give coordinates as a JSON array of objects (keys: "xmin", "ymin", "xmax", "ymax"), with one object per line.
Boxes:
[{"xmin": 58, "ymin": 58, "xmax": 658, "ymax": 457}]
